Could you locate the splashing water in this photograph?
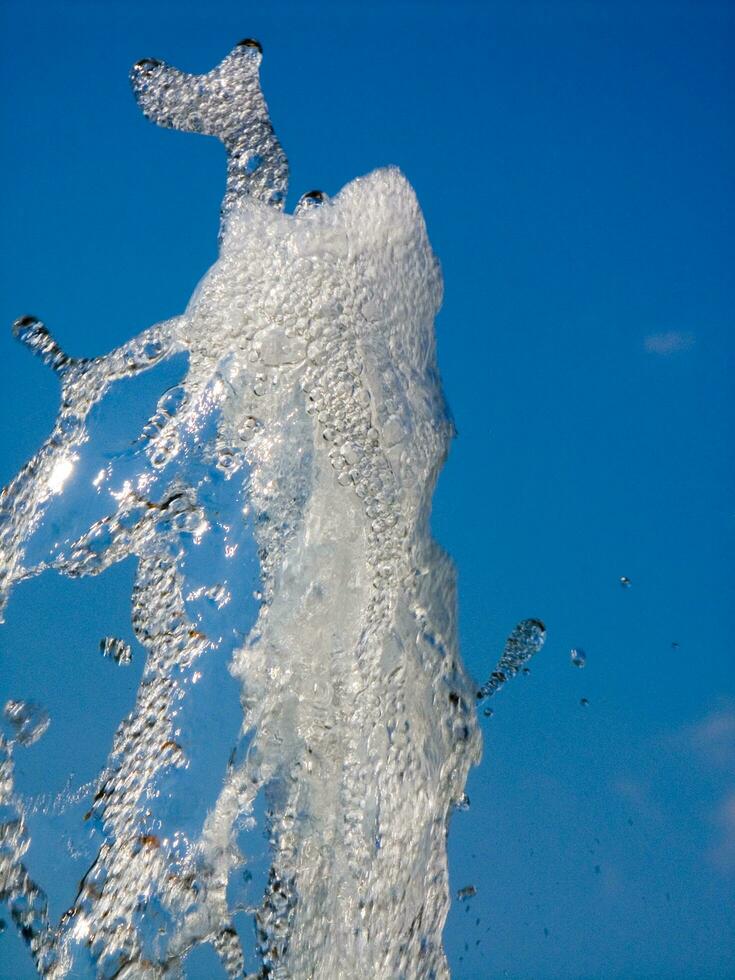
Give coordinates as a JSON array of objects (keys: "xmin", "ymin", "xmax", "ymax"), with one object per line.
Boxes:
[
  {"xmin": 476, "ymin": 619, "xmax": 547, "ymax": 702},
  {"xmin": 0, "ymin": 40, "xmax": 482, "ymax": 979},
  {"xmin": 3, "ymin": 701, "xmax": 51, "ymax": 748}
]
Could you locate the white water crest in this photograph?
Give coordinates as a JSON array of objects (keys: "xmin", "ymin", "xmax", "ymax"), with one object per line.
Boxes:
[{"xmin": 0, "ymin": 41, "xmax": 482, "ymax": 979}]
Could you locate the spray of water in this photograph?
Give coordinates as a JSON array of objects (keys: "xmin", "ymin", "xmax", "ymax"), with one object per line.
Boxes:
[{"xmin": 0, "ymin": 41, "xmax": 487, "ymax": 979}]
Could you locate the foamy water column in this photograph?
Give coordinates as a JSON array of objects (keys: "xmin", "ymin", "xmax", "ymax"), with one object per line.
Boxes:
[{"xmin": 0, "ymin": 41, "xmax": 480, "ymax": 978}]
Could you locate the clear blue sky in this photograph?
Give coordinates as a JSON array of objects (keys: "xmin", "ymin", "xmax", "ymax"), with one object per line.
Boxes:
[{"xmin": 1, "ymin": 2, "xmax": 733, "ymax": 977}]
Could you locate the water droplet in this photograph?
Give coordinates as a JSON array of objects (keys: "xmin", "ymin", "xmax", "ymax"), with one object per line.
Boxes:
[
  {"xmin": 580, "ymin": 697, "xmax": 589, "ymax": 707},
  {"xmin": 619, "ymin": 576, "xmax": 631, "ymax": 588},
  {"xmin": 570, "ymin": 648, "xmax": 586, "ymax": 669},
  {"xmin": 100, "ymin": 637, "xmax": 132, "ymax": 666},
  {"xmin": 457, "ymin": 885, "xmax": 477, "ymax": 901},
  {"xmin": 453, "ymin": 794, "xmax": 470, "ymax": 812},
  {"xmin": 3, "ymin": 700, "xmax": 50, "ymax": 746},
  {"xmin": 483, "ymin": 707, "xmax": 494, "ymax": 718}
]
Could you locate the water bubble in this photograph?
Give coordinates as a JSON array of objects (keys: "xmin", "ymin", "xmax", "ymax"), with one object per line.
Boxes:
[
  {"xmin": 133, "ymin": 58, "xmax": 163, "ymax": 73},
  {"xmin": 236, "ymin": 38, "xmax": 263, "ymax": 53},
  {"xmin": 295, "ymin": 190, "xmax": 328, "ymax": 214},
  {"xmin": 3, "ymin": 700, "xmax": 50, "ymax": 746},
  {"xmin": 570, "ymin": 648, "xmax": 586, "ymax": 669},
  {"xmin": 457, "ymin": 885, "xmax": 477, "ymax": 901},
  {"xmin": 619, "ymin": 576, "xmax": 631, "ymax": 588},
  {"xmin": 238, "ymin": 415, "xmax": 259, "ymax": 442},
  {"xmin": 245, "ymin": 154, "xmax": 263, "ymax": 174},
  {"xmin": 100, "ymin": 637, "xmax": 133, "ymax": 666}
]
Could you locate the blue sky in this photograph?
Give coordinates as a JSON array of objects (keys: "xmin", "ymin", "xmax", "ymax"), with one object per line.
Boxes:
[{"xmin": 1, "ymin": 1, "xmax": 733, "ymax": 977}]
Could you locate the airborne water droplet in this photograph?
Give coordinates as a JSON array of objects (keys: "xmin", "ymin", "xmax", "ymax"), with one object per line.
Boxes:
[
  {"xmin": 457, "ymin": 885, "xmax": 477, "ymax": 901},
  {"xmin": 477, "ymin": 618, "xmax": 546, "ymax": 701},
  {"xmin": 619, "ymin": 576, "xmax": 631, "ymax": 588},
  {"xmin": 100, "ymin": 637, "xmax": 133, "ymax": 666},
  {"xmin": 3, "ymin": 700, "xmax": 50, "ymax": 746},
  {"xmin": 570, "ymin": 648, "xmax": 587, "ymax": 669}
]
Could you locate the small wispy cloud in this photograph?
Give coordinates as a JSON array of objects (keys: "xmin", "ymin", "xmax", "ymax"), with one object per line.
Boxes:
[
  {"xmin": 682, "ymin": 707, "xmax": 735, "ymax": 771},
  {"xmin": 644, "ymin": 331, "xmax": 695, "ymax": 355},
  {"xmin": 611, "ymin": 776, "xmax": 664, "ymax": 822},
  {"xmin": 709, "ymin": 790, "xmax": 735, "ymax": 874},
  {"xmin": 674, "ymin": 706, "xmax": 735, "ymax": 875}
]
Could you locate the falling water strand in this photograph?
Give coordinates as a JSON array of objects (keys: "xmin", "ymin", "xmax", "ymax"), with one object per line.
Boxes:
[{"xmin": 477, "ymin": 618, "xmax": 547, "ymax": 702}]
